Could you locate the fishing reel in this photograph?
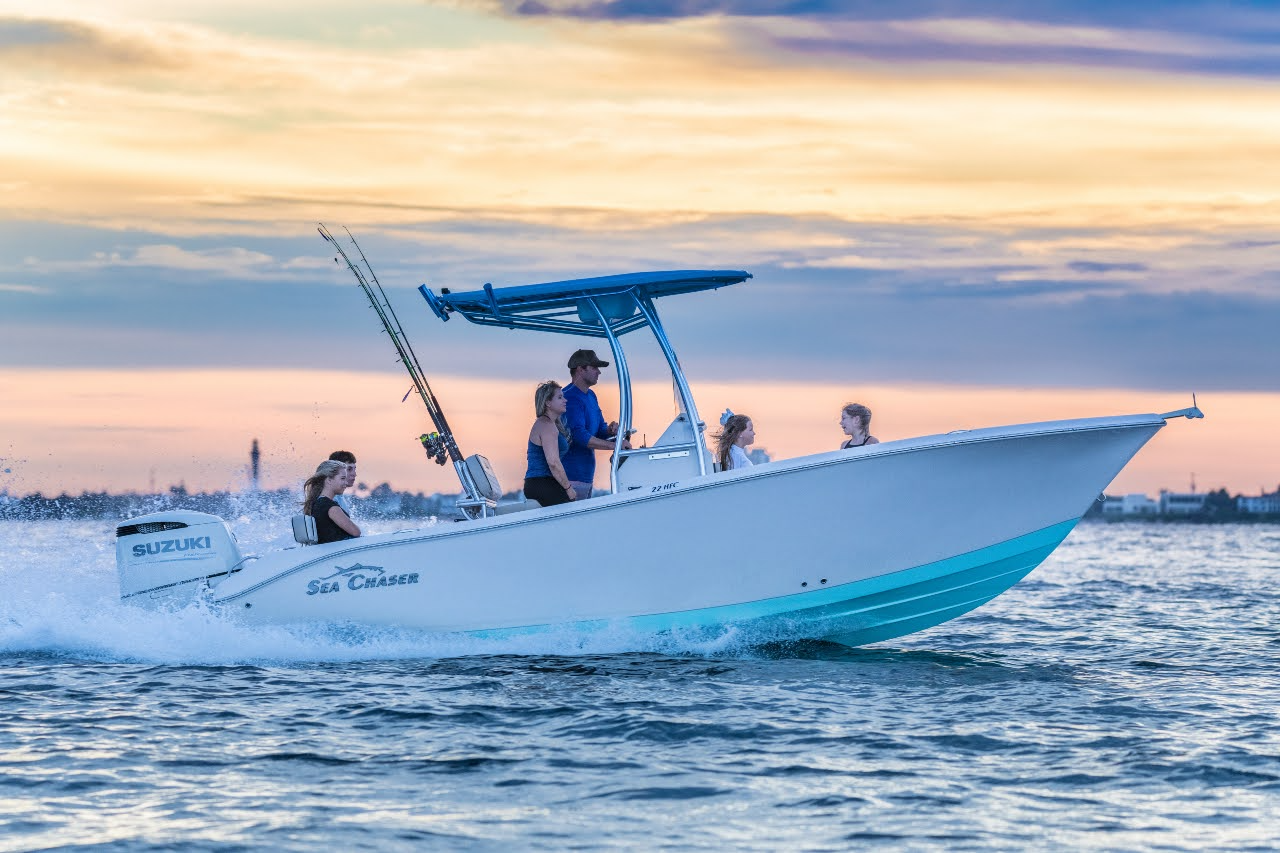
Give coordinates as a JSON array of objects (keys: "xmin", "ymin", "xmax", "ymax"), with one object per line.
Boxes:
[{"xmin": 418, "ymin": 432, "xmax": 450, "ymax": 465}]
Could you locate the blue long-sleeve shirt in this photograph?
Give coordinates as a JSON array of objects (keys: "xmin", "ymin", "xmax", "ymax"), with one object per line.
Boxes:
[{"xmin": 562, "ymin": 383, "xmax": 612, "ymax": 483}]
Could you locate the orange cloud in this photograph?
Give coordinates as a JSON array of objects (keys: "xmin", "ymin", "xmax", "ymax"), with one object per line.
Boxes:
[{"xmin": 3, "ymin": 9, "xmax": 1280, "ymax": 236}]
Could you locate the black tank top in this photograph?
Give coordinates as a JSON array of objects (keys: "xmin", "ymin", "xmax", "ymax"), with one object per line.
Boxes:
[{"xmin": 311, "ymin": 496, "xmax": 354, "ymax": 544}]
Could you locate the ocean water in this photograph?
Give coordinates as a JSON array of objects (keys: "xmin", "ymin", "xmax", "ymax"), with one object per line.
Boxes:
[{"xmin": 1, "ymin": 517, "xmax": 1277, "ymax": 850}]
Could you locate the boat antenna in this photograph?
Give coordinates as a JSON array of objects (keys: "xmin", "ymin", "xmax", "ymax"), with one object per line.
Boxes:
[{"xmin": 316, "ymin": 223, "xmax": 471, "ymax": 483}]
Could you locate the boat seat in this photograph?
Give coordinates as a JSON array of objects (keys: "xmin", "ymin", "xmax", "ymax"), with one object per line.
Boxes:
[
  {"xmin": 291, "ymin": 514, "xmax": 318, "ymax": 545},
  {"xmin": 465, "ymin": 454, "xmax": 503, "ymax": 501},
  {"xmin": 495, "ymin": 499, "xmax": 541, "ymax": 515}
]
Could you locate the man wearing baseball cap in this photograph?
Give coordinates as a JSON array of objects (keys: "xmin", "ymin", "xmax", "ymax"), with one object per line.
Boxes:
[{"xmin": 562, "ymin": 349, "xmax": 631, "ymax": 497}]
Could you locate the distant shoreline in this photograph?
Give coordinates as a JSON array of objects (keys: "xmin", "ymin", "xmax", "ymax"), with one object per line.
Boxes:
[
  {"xmin": 2, "ymin": 488, "xmax": 1276, "ymax": 524},
  {"xmin": 1080, "ymin": 515, "xmax": 1280, "ymax": 525}
]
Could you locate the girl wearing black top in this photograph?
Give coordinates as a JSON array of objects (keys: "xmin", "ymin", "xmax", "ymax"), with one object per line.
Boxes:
[
  {"xmin": 303, "ymin": 460, "xmax": 361, "ymax": 544},
  {"xmin": 839, "ymin": 402, "xmax": 880, "ymax": 449}
]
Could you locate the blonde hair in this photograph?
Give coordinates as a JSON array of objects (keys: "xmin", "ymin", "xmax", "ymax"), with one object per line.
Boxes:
[
  {"xmin": 842, "ymin": 402, "xmax": 872, "ymax": 433},
  {"xmin": 714, "ymin": 414, "xmax": 752, "ymax": 471},
  {"xmin": 303, "ymin": 460, "xmax": 346, "ymax": 516},
  {"xmin": 534, "ymin": 380, "xmax": 570, "ymax": 439}
]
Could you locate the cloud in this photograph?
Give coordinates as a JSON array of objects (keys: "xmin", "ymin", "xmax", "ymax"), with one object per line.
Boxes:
[
  {"xmin": 502, "ymin": 0, "xmax": 1280, "ymax": 34},
  {"xmin": 2, "ymin": 215, "xmax": 1278, "ymax": 392},
  {"xmin": 765, "ymin": 30, "xmax": 1280, "ymax": 78},
  {"xmin": 1, "ymin": 6, "xmax": 1277, "ymax": 393},
  {"xmin": 9, "ymin": 243, "xmax": 329, "ymax": 284},
  {"xmin": 1068, "ymin": 260, "xmax": 1148, "ymax": 274},
  {"xmin": 500, "ymin": 1, "xmax": 1280, "ymax": 76},
  {"xmin": 0, "ymin": 17, "xmax": 182, "ymax": 73},
  {"xmin": 0, "ymin": 283, "xmax": 49, "ymax": 294},
  {"xmin": 896, "ymin": 278, "xmax": 1127, "ymax": 301},
  {"xmin": 673, "ymin": 274, "xmax": 1280, "ymax": 391},
  {"xmin": 127, "ymin": 245, "xmax": 275, "ymax": 272},
  {"xmin": 5, "ymin": 8, "xmax": 1280, "ymax": 239}
]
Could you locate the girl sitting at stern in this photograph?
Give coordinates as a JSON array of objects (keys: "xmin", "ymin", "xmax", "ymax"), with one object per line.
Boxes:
[{"xmin": 304, "ymin": 460, "xmax": 361, "ymax": 544}]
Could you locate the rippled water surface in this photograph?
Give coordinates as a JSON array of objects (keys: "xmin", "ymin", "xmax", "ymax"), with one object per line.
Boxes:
[{"xmin": 2, "ymin": 519, "xmax": 1278, "ymax": 850}]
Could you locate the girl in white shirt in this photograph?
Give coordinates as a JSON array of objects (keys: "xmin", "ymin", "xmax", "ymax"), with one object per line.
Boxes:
[{"xmin": 715, "ymin": 412, "xmax": 756, "ymax": 472}]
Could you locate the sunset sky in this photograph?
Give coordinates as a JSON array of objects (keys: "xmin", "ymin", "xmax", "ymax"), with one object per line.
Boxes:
[{"xmin": 2, "ymin": 0, "xmax": 1278, "ymax": 498}]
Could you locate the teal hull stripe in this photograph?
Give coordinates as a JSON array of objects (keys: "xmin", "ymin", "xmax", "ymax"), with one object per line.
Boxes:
[{"xmin": 471, "ymin": 518, "xmax": 1078, "ymax": 645}]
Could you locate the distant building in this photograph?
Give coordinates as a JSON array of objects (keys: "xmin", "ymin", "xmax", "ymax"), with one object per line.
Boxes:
[
  {"xmin": 1237, "ymin": 492, "xmax": 1280, "ymax": 514},
  {"xmin": 1101, "ymin": 493, "xmax": 1159, "ymax": 516},
  {"xmin": 1160, "ymin": 490, "xmax": 1207, "ymax": 515}
]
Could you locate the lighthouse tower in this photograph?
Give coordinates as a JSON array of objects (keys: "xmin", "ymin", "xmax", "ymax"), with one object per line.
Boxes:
[{"xmin": 250, "ymin": 439, "xmax": 261, "ymax": 492}]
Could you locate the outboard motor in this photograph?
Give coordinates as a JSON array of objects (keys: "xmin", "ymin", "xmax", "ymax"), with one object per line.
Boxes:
[{"xmin": 115, "ymin": 510, "xmax": 244, "ymax": 608}]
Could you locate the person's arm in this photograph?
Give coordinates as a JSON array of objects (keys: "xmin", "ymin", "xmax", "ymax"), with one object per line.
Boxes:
[
  {"xmin": 589, "ymin": 401, "xmax": 630, "ymax": 450},
  {"xmin": 328, "ymin": 504, "xmax": 361, "ymax": 537},
  {"xmin": 535, "ymin": 421, "xmax": 577, "ymax": 501}
]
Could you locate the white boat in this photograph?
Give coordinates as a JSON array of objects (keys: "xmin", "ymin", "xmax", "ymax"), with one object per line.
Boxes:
[{"xmin": 114, "ymin": 262, "xmax": 1203, "ymax": 647}]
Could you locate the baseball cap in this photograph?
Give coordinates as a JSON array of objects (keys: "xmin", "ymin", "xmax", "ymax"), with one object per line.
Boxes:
[{"xmin": 567, "ymin": 349, "xmax": 610, "ymax": 370}]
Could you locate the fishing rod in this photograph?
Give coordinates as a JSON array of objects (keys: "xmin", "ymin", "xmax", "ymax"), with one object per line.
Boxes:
[{"xmin": 317, "ymin": 223, "xmax": 478, "ymax": 498}]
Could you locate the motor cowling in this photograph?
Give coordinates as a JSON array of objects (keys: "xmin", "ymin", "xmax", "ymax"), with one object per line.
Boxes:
[{"xmin": 115, "ymin": 510, "xmax": 243, "ymax": 607}]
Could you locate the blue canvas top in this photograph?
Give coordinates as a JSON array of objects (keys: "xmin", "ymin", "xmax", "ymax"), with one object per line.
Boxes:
[{"xmin": 420, "ymin": 270, "xmax": 751, "ymax": 336}]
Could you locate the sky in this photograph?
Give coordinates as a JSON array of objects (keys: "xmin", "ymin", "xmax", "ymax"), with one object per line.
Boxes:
[{"xmin": 1, "ymin": 0, "xmax": 1278, "ymax": 498}]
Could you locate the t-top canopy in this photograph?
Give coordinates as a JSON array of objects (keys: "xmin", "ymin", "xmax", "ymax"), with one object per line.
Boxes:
[{"xmin": 419, "ymin": 269, "xmax": 751, "ymax": 337}]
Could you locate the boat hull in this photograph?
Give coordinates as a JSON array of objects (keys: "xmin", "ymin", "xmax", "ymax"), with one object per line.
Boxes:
[{"xmin": 204, "ymin": 413, "xmax": 1164, "ymax": 647}]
